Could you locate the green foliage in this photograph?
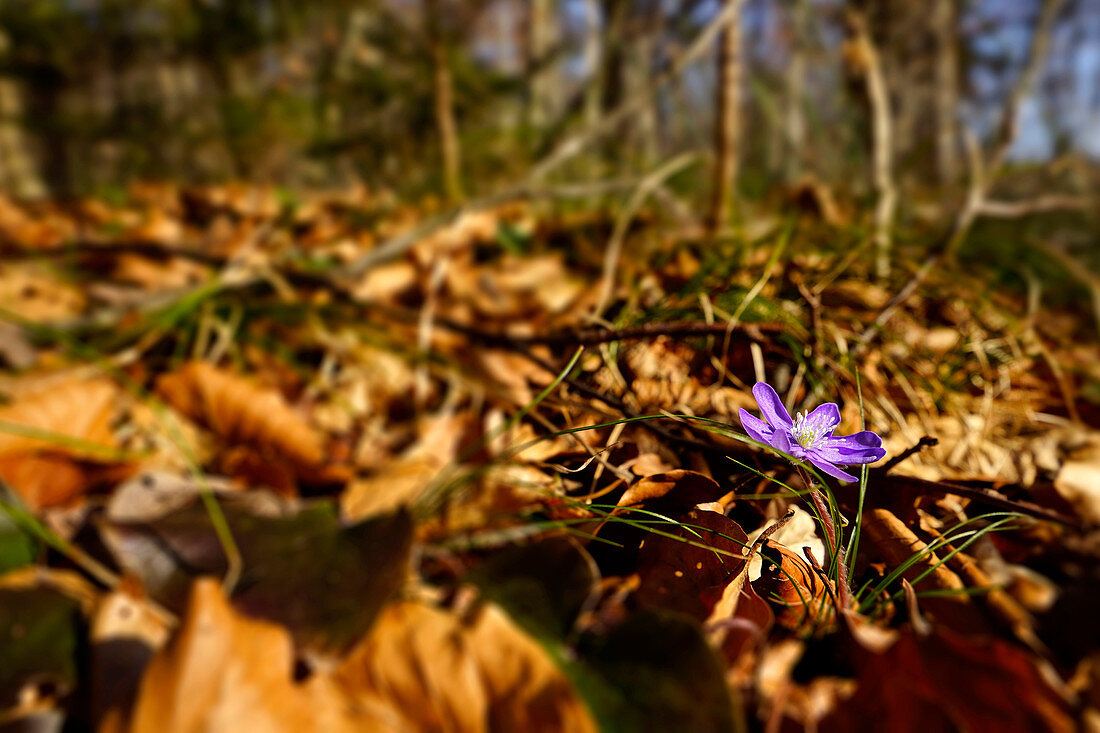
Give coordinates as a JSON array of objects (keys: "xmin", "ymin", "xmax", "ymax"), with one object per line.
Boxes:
[
  {"xmin": 0, "ymin": 509, "xmax": 36, "ymax": 575},
  {"xmin": 0, "ymin": 585, "xmax": 83, "ymax": 708}
]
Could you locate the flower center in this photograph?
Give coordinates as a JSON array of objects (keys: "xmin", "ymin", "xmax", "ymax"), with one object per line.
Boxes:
[{"xmin": 791, "ymin": 411, "xmax": 824, "ymax": 448}]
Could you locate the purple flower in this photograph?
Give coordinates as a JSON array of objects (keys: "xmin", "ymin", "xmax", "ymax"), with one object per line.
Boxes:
[{"xmin": 738, "ymin": 382, "xmax": 886, "ymax": 483}]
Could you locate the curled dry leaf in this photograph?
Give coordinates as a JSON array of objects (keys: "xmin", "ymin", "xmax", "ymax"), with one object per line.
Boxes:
[
  {"xmin": 754, "ymin": 539, "xmax": 833, "ymax": 631},
  {"xmin": 333, "ymin": 599, "xmax": 597, "ymax": 733},
  {"xmin": 0, "ymin": 377, "xmax": 134, "ymax": 508},
  {"xmin": 747, "ymin": 505, "xmax": 825, "ymax": 582},
  {"xmin": 130, "ymin": 578, "xmax": 401, "ymax": 733},
  {"xmin": 155, "ymin": 362, "xmax": 347, "ymax": 492},
  {"xmin": 618, "ymin": 469, "xmax": 726, "ymax": 513}
]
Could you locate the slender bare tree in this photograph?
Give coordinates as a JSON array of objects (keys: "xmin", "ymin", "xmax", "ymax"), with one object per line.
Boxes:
[
  {"xmin": 709, "ymin": 0, "xmax": 746, "ymax": 232},
  {"xmin": 784, "ymin": 0, "xmax": 809, "ymax": 182},
  {"xmin": 845, "ymin": 10, "xmax": 896, "ymax": 279},
  {"xmin": 933, "ymin": 0, "xmax": 959, "ymax": 184},
  {"xmin": 527, "ymin": 0, "xmax": 559, "ymax": 132},
  {"xmin": 427, "ymin": 0, "xmax": 463, "ymax": 201}
]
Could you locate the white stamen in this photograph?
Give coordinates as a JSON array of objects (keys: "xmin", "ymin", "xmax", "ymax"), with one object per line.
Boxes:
[{"xmin": 791, "ymin": 410, "xmax": 824, "ymax": 448}]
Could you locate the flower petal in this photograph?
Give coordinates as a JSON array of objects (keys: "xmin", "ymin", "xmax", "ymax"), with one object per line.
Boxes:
[
  {"xmin": 801, "ymin": 402, "xmax": 841, "ymax": 438},
  {"xmin": 770, "ymin": 428, "xmax": 805, "ymax": 459},
  {"xmin": 805, "ymin": 451, "xmax": 860, "ymax": 483},
  {"xmin": 814, "ymin": 432, "xmax": 886, "ymax": 464},
  {"xmin": 739, "ymin": 409, "xmax": 774, "ymax": 445},
  {"xmin": 752, "ymin": 382, "xmax": 793, "ymax": 428}
]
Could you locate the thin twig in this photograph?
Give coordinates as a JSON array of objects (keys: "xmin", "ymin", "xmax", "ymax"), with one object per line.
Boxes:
[
  {"xmin": 882, "ymin": 436, "xmax": 939, "ymax": 473},
  {"xmin": 877, "ymin": 471, "xmax": 1080, "ymax": 528},
  {"xmin": 802, "ymin": 545, "xmax": 843, "ymax": 616},
  {"xmin": 437, "ymin": 317, "xmax": 779, "ymax": 349},
  {"xmin": 978, "ymin": 195, "xmax": 1090, "ymax": 218}
]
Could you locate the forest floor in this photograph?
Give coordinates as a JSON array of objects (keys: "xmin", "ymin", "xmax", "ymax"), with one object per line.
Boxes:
[{"xmin": 0, "ymin": 182, "xmax": 1098, "ymax": 732}]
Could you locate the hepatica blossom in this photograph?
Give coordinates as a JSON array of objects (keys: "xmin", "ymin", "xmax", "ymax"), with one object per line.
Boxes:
[{"xmin": 739, "ymin": 382, "xmax": 886, "ymax": 482}]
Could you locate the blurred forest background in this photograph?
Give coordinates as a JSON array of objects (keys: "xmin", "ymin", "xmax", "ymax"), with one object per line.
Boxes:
[
  {"xmin": 4, "ymin": 3, "xmax": 1100, "ymax": 730},
  {"xmin": 0, "ymin": 1, "xmax": 1097, "ymax": 241}
]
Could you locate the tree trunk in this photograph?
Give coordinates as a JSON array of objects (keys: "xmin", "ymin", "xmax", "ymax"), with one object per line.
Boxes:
[
  {"xmin": 933, "ymin": 0, "xmax": 958, "ymax": 184},
  {"xmin": 0, "ymin": 28, "xmax": 46, "ymax": 197},
  {"xmin": 581, "ymin": 0, "xmax": 602, "ymax": 131},
  {"xmin": 846, "ymin": 11, "xmax": 896, "ymax": 279},
  {"xmin": 427, "ymin": 0, "xmax": 463, "ymax": 201},
  {"xmin": 527, "ymin": 0, "xmax": 558, "ymax": 132},
  {"xmin": 784, "ymin": 0, "xmax": 808, "ymax": 182},
  {"xmin": 709, "ymin": 0, "xmax": 745, "ymax": 233}
]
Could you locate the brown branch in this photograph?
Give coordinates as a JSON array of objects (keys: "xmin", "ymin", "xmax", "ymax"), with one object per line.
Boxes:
[
  {"xmin": 874, "ymin": 471, "xmax": 1081, "ymax": 529},
  {"xmin": 882, "ymin": 436, "xmax": 939, "ymax": 473},
  {"xmin": 977, "ymin": 195, "xmax": 1091, "ymax": 218},
  {"xmin": 436, "ymin": 318, "xmax": 781, "ymax": 348},
  {"xmin": 427, "ymin": 0, "xmax": 463, "ymax": 201},
  {"xmin": 335, "ymin": 5, "xmax": 744, "ymax": 282},
  {"xmin": 0, "ymin": 240, "xmax": 228, "ymax": 267}
]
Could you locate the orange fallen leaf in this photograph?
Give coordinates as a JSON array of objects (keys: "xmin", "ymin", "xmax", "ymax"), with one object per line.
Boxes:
[
  {"xmin": 130, "ymin": 578, "xmax": 400, "ymax": 733},
  {"xmin": 334, "ymin": 599, "xmax": 597, "ymax": 733},
  {"xmin": 618, "ymin": 470, "xmax": 725, "ymax": 511},
  {"xmin": 754, "ymin": 539, "xmax": 833, "ymax": 631},
  {"xmin": 0, "ymin": 377, "xmax": 134, "ymax": 508},
  {"xmin": 859, "ymin": 507, "xmax": 988, "ymax": 634},
  {"xmin": 342, "ymin": 413, "xmax": 466, "ymax": 521},
  {"xmin": 156, "ymin": 362, "xmax": 347, "ymax": 492}
]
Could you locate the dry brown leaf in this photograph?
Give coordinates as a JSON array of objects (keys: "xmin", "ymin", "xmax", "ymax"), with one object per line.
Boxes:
[
  {"xmin": 634, "ymin": 509, "xmax": 748, "ymax": 621},
  {"xmin": 0, "ymin": 262, "xmax": 86, "ymax": 321},
  {"xmin": 0, "ymin": 194, "xmax": 74, "ymax": 248},
  {"xmin": 129, "ymin": 578, "xmax": 401, "ymax": 733},
  {"xmin": 342, "ymin": 413, "xmax": 465, "ymax": 521},
  {"xmin": 333, "ymin": 599, "xmax": 597, "ymax": 733},
  {"xmin": 1054, "ymin": 434, "xmax": 1100, "ymax": 524},
  {"xmin": 859, "ymin": 508, "xmax": 989, "ymax": 633},
  {"xmin": 747, "ymin": 506, "xmax": 826, "ymax": 582},
  {"xmin": 112, "ymin": 254, "xmax": 209, "ymax": 291},
  {"xmin": 350, "ymin": 260, "xmax": 419, "ymax": 303},
  {"xmin": 155, "ymin": 362, "xmax": 345, "ymax": 491},
  {"xmin": 822, "ymin": 626, "xmax": 1075, "ymax": 732},
  {"xmin": 0, "ymin": 377, "xmax": 133, "ymax": 508}
]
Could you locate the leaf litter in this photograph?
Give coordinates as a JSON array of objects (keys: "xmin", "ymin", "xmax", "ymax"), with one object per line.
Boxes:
[{"xmin": 0, "ymin": 184, "xmax": 1097, "ymax": 730}]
